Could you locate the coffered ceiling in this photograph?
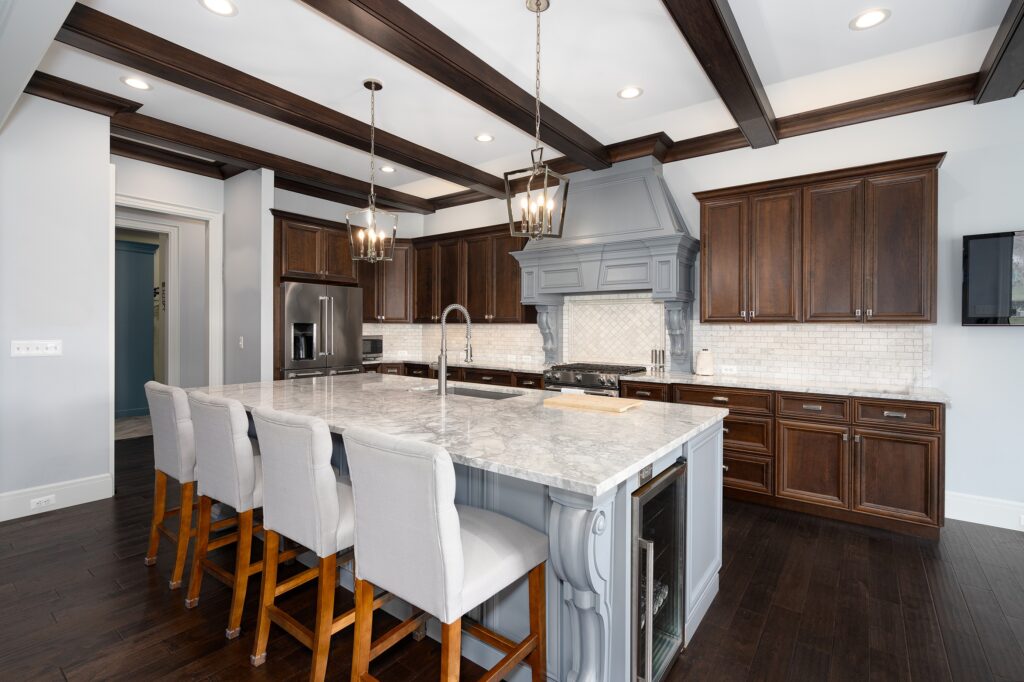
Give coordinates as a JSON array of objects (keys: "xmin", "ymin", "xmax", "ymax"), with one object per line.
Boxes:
[{"xmin": 29, "ymin": 0, "xmax": 1016, "ymax": 206}]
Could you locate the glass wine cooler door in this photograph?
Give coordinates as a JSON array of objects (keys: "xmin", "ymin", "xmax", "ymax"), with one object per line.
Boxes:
[{"xmin": 632, "ymin": 460, "xmax": 687, "ymax": 682}]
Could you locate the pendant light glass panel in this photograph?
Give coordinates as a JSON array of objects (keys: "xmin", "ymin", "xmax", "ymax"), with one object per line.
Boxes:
[
  {"xmin": 347, "ymin": 205, "xmax": 397, "ymax": 263},
  {"xmin": 504, "ymin": 150, "xmax": 568, "ymax": 240}
]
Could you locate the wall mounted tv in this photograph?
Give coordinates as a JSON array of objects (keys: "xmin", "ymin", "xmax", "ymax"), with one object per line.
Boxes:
[{"xmin": 962, "ymin": 231, "xmax": 1024, "ymax": 326}]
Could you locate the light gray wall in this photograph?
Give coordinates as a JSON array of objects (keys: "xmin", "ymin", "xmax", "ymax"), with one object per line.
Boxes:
[
  {"xmin": 224, "ymin": 169, "xmax": 274, "ymax": 383},
  {"xmin": 112, "ymin": 155, "xmax": 224, "ymax": 214},
  {"xmin": 0, "ymin": 94, "xmax": 112, "ymax": 493}
]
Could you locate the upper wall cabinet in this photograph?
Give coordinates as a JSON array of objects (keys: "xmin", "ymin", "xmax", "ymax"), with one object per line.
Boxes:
[
  {"xmin": 414, "ymin": 238, "xmax": 463, "ymax": 323},
  {"xmin": 359, "ymin": 242, "xmax": 414, "ymax": 324},
  {"xmin": 273, "ymin": 210, "xmax": 357, "ymax": 285},
  {"xmin": 697, "ymin": 154, "xmax": 942, "ymax": 324}
]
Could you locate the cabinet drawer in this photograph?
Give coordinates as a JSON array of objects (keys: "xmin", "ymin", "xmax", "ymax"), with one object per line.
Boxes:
[
  {"xmin": 404, "ymin": 363, "xmax": 432, "ymax": 379},
  {"xmin": 621, "ymin": 381, "xmax": 669, "ymax": 402},
  {"xmin": 462, "ymin": 369, "xmax": 514, "ymax": 386},
  {"xmin": 377, "ymin": 363, "xmax": 403, "ymax": 376},
  {"xmin": 673, "ymin": 385, "xmax": 773, "ymax": 415},
  {"xmin": 443, "ymin": 366, "xmax": 464, "ymax": 382},
  {"xmin": 854, "ymin": 400, "xmax": 941, "ymax": 433},
  {"xmin": 723, "ymin": 415, "xmax": 773, "ymax": 455},
  {"xmin": 723, "ymin": 452, "xmax": 773, "ymax": 496},
  {"xmin": 777, "ymin": 393, "xmax": 850, "ymax": 422},
  {"xmin": 513, "ymin": 373, "xmax": 544, "ymax": 389}
]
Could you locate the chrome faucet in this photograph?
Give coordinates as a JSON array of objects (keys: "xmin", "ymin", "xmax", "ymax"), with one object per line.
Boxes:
[{"xmin": 438, "ymin": 304, "xmax": 472, "ymax": 395}]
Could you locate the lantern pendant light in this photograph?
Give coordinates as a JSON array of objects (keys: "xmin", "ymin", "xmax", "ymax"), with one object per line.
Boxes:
[
  {"xmin": 504, "ymin": 0, "xmax": 569, "ymax": 241},
  {"xmin": 348, "ymin": 79, "xmax": 398, "ymax": 264}
]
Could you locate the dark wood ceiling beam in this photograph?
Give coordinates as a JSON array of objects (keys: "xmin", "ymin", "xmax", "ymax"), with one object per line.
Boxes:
[
  {"xmin": 24, "ymin": 70, "xmax": 141, "ymax": 117},
  {"xmin": 275, "ymin": 177, "xmax": 376, "ymax": 210},
  {"xmin": 975, "ymin": 0, "xmax": 1024, "ymax": 104},
  {"xmin": 110, "ymin": 136, "xmax": 231, "ymax": 179},
  {"xmin": 56, "ymin": 3, "xmax": 503, "ymax": 197},
  {"xmin": 111, "ymin": 112, "xmax": 435, "ymax": 213},
  {"xmin": 298, "ymin": 0, "xmax": 610, "ymax": 171},
  {"xmin": 661, "ymin": 0, "xmax": 777, "ymax": 148}
]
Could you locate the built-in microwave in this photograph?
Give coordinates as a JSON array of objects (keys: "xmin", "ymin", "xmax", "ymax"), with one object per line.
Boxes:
[{"xmin": 362, "ymin": 335, "xmax": 383, "ymax": 361}]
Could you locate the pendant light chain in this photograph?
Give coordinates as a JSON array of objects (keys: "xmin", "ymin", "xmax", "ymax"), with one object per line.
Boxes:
[
  {"xmin": 368, "ymin": 85, "xmax": 377, "ymax": 211},
  {"xmin": 533, "ymin": 8, "xmax": 542, "ymax": 155}
]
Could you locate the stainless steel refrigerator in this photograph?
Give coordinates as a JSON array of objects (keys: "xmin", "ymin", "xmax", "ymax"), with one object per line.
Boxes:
[{"xmin": 281, "ymin": 282, "xmax": 363, "ymax": 378}]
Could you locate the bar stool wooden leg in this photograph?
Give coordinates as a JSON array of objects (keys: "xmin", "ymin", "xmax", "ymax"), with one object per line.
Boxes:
[
  {"xmin": 185, "ymin": 495, "xmax": 213, "ymax": 608},
  {"xmin": 225, "ymin": 509, "xmax": 254, "ymax": 639},
  {"xmin": 250, "ymin": 530, "xmax": 279, "ymax": 667},
  {"xmin": 169, "ymin": 481, "xmax": 195, "ymax": 589},
  {"xmin": 350, "ymin": 578, "xmax": 375, "ymax": 682},
  {"xmin": 310, "ymin": 553, "xmax": 337, "ymax": 682},
  {"xmin": 526, "ymin": 563, "xmax": 547, "ymax": 682},
  {"xmin": 440, "ymin": 618, "xmax": 462, "ymax": 682},
  {"xmin": 144, "ymin": 471, "xmax": 167, "ymax": 566}
]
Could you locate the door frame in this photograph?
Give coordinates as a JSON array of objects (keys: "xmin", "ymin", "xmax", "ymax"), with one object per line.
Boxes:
[{"xmin": 114, "ymin": 193, "xmax": 224, "ymax": 387}]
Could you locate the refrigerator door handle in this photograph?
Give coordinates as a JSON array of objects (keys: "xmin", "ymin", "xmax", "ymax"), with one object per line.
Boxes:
[
  {"xmin": 319, "ymin": 296, "xmax": 328, "ymax": 356},
  {"xmin": 330, "ymin": 297, "xmax": 335, "ymax": 356}
]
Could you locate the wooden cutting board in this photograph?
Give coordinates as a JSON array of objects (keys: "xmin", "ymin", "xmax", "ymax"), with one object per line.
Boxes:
[{"xmin": 543, "ymin": 393, "xmax": 643, "ymax": 413}]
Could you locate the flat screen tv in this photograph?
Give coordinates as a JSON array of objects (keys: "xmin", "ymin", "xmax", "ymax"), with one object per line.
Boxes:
[{"xmin": 962, "ymin": 231, "xmax": 1024, "ymax": 326}]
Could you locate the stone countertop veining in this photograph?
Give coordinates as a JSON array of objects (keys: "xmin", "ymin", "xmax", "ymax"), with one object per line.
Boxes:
[
  {"xmin": 620, "ymin": 371, "xmax": 951, "ymax": 406},
  {"xmin": 363, "ymin": 357, "xmax": 549, "ymax": 374},
  {"xmin": 197, "ymin": 374, "xmax": 726, "ymax": 497}
]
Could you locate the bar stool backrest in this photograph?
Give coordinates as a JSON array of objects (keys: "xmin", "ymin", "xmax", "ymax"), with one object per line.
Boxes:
[
  {"xmin": 343, "ymin": 427, "xmax": 465, "ymax": 624},
  {"xmin": 252, "ymin": 407, "xmax": 340, "ymax": 558},
  {"xmin": 144, "ymin": 381, "xmax": 196, "ymax": 484},
  {"xmin": 189, "ymin": 392, "xmax": 259, "ymax": 512}
]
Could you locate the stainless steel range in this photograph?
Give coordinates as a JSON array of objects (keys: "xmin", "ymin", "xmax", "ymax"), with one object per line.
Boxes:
[{"xmin": 543, "ymin": 362, "xmax": 648, "ymax": 397}]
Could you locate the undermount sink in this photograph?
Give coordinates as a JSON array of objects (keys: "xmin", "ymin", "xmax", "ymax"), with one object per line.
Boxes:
[{"xmin": 410, "ymin": 386, "xmax": 523, "ymax": 401}]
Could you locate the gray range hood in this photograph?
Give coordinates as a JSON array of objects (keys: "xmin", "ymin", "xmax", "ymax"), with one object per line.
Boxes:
[{"xmin": 512, "ymin": 157, "xmax": 699, "ymax": 368}]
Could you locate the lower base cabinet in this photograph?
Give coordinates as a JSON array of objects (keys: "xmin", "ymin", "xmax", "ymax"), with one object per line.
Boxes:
[
  {"xmin": 776, "ymin": 419, "xmax": 850, "ymax": 509},
  {"xmin": 723, "ymin": 451, "xmax": 773, "ymax": 496},
  {"xmin": 853, "ymin": 428, "xmax": 941, "ymax": 525}
]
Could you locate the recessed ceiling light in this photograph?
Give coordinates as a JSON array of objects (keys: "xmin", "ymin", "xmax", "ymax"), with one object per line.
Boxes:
[
  {"xmin": 849, "ymin": 8, "xmax": 890, "ymax": 30},
  {"xmin": 475, "ymin": 133, "xmax": 494, "ymax": 143},
  {"xmin": 380, "ymin": 165, "xmax": 395, "ymax": 173},
  {"xmin": 199, "ymin": 0, "xmax": 238, "ymax": 17},
  {"xmin": 617, "ymin": 86, "xmax": 643, "ymax": 100},
  {"xmin": 120, "ymin": 76, "xmax": 152, "ymax": 91}
]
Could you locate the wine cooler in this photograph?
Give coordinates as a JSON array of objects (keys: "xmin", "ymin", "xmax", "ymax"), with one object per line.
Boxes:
[{"xmin": 631, "ymin": 459, "xmax": 687, "ymax": 682}]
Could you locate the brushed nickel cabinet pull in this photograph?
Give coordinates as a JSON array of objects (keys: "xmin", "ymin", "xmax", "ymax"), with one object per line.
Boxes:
[
  {"xmin": 411, "ymin": 370, "xmax": 424, "ymax": 376},
  {"xmin": 856, "ymin": 308, "xmax": 861, "ymax": 317},
  {"xmin": 867, "ymin": 309, "xmax": 873, "ymax": 319},
  {"xmin": 854, "ymin": 434, "xmax": 861, "ymax": 443},
  {"xmin": 521, "ymin": 380, "xmax": 536, "ymax": 386},
  {"xmin": 386, "ymin": 369, "xmax": 398, "ymax": 374},
  {"xmin": 712, "ymin": 396, "xmax": 729, "ymax": 403},
  {"xmin": 636, "ymin": 390, "xmax": 651, "ymax": 397},
  {"xmin": 722, "ymin": 465, "xmax": 730, "ymax": 472},
  {"xmin": 722, "ymin": 427, "xmax": 730, "ymax": 434},
  {"xmin": 482, "ymin": 376, "xmax": 493, "ymax": 381},
  {"xmin": 843, "ymin": 433, "xmax": 849, "ymax": 442},
  {"xmin": 883, "ymin": 411, "xmax": 907, "ymax": 419},
  {"xmin": 750, "ymin": 309, "xmax": 755, "ymax": 319},
  {"xmin": 740, "ymin": 310, "xmax": 747, "ymax": 319},
  {"xmin": 802, "ymin": 404, "xmax": 824, "ymax": 412}
]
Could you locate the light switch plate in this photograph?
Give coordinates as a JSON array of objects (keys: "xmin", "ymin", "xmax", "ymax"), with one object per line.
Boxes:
[{"xmin": 11, "ymin": 340, "xmax": 62, "ymax": 357}]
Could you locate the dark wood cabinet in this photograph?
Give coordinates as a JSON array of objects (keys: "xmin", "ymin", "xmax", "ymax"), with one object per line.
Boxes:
[
  {"xmin": 697, "ymin": 155, "xmax": 942, "ymax": 325},
  {"xmin": 414, "ymin": 238, "xmax": 464, "ymax": 323},
  {"xmin": 672, "ymin": 385, "xmax": 773, "ymax": 415},
  {"xmin": 620, "ymin": 381, "xmax": 669, "ymax": 402},
  {"xmin": 403, "ymin": 362, "xmax": 433, "ymax": 379},
  {"xmin": 276, "ymin": 211, "xmax": 357, "ymax": 284},
  {"xmin": 413, "ymin": 241, "xmax": 437, "ymax": 323},
  {"xmin": 458, "ymin": 229, "xmax": 534, "ymax": 324},
  {"xmin": 462, "ymin": 234, "xmax": 492, "ymax": 322},
  {"xmin": 322, "ymin": 229, "xmax": 356, "ymax": 284},
  {"xmin": 803, "ymin": 180, "xmax": 864, "ymax": 321},
  {"xmin": 513, "ymin": 372, "xmax": 543, "ymax": 389},
  {"xmin": 776, "ymin": 419, "xmax": 850, "ymax": 509},
  {"xmin": 853, "ymin": 428, "xmax": 941, "ymax": 525},
  {"xmin": 280, "ymin": 221, "xmax": 322, "ymax": 279},
  {"xmin": 723, "ymin": 452, "xmax": 773, "ymax": 496},
  {"xmin": 359, "ymin": 243, "xmax": 413, "ymax": 323},
  {"xmin": 461, "ymin": 368, "xmax": 514, "ymax": 386},
  {"xmin": 722, "ymin": 415, "xmax": 772, "ymax": 455},
  {"xmin": 776, "ymin": 393, "xmax": 850, "ymax": 423},
  {"xmin": 864, "ymin": 169, "xmax": 936, "ymax": 322}
]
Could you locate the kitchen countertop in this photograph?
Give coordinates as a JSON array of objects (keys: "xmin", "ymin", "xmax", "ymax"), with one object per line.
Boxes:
[
  {"xmin": 196, "ymin": 373, "xmax": 726, "ymax": 497},
  {"xmin": 621, "ymin": 371, "xmax": 951, "ymax": 406}
]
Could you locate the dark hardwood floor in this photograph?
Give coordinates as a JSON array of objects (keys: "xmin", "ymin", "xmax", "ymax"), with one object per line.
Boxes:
[{"xmin": 2, "ymin": 437, "xmax": 1023, "ymax": 681}]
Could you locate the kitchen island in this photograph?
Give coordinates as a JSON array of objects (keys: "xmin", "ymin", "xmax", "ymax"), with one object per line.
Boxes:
[{"xmin": 196, "ymin": 373, "xmax": 727, "ymax": 682}]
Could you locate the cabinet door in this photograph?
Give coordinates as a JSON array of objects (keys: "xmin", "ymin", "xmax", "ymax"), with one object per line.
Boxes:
[
  {"xmin": 437, "ymin": 238, "xmax": 463, "ymax": 322},
  {"xmin": 749, "ymin": 189, "xmax": 801, "ymax": 321},
  {"xmin": 357, "ymin": 260, "xmax": 379, "ymax": 322},
  {"xmin": 803, "ymin": 180, "xmax": 864, "ymax": 321},
  {"xmin": 491, "ymin": 233, "xmax": 527, "ymax": 323},
  {"xmin": 864, "ymin": 170, "xmax": 935, "ymax": 322},
  {"xmin": 413, "ymin": 242, "xmax": 437, "ymax": 323},
  {"xmin": 776, "ymin": 419, "xmax": 850, "ymax": 509},
  {"xmin": 380, "ymin": 243, "xmax": 413, "ymax": 323},
  {"xmin": 700, "ymin": 197, "xmax": 748, "ymax": 322},
  {"xmin": 280, "ymin": 222, "xmax": 322, "ymax": 279},
  {"xmin": 322, "ymin": 229, "xmax": 357, "ymax": 284},
  {"xmin": 462, "ymin": 234, "xmax": 492, "ymax": 321},
  {"xmin": 853, "ymin": 428, "xmax": 940, "ymax": 525}
]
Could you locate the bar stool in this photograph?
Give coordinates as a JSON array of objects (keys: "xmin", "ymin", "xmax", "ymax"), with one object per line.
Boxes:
[
  {"xmin": 250, "ymin": 407, "xmax": 383, "ymax": 682},
  {"xmin": 143, "ymin": 381, "xmax": 198, "ymax": 589},
  {"xmin": 343, "ymin": 427, "xmax": 548, "ymax": 682}
]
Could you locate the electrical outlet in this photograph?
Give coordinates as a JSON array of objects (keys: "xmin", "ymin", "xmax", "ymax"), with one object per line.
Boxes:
[
  {"xmin": 30, "ymin": 494, "xmax": 56, "ymax": 510},
  {"xmin": 11, "ymin": 340, "xmax": 62, "ymax": 357},
  {"xmin": 720, "ymin": 364, "xmax": 738, "ymax": 375}
]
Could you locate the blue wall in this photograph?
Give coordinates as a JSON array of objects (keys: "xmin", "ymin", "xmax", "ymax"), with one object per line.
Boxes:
[{"xmin": 115, "ymin": 240, "xmax": 158, "ymax": 417}]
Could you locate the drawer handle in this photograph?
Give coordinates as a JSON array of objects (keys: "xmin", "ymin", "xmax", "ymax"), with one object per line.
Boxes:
[
  {"xmin": 482, "ymin": 376, "xmax": 493, "ymax": 381},
  {"xmin": 712, "ymin": 396, "xmax": 729, "ymax": 403},
  {"xmin": 636, "ymin": 390, "xmax": 651, "ymax": 397},
  {"xmin": 723, "ymin": 465, "xmax": 730, "ymax": 472},
  {"xmin": 722, "ymin": 427, "xmax": 730, "ymax": 434},
  {"xmin": 411, "ymin": 370, "xmax": 424, "ymax": 376},
  {"xmin": 883, "ymin": 411, "xmax": 907, "ymax": 419},
  {"xmin": 802, "ymin": 404, "xmax": 823, "ymax": 412},
  {"xmin": 521, "ymin": 380, "xmax": 536, "ymax": 386},
  {"xmin": 386, "ymin": 369, "xmax": 398, "ymax": 374}
]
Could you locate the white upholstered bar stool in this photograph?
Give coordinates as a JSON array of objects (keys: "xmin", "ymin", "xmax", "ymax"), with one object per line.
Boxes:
[
  {"xmin": 250, "ymin": 407, "xmax": 377, "ymax": 682},
  {"xmin": 143, "ymin": 381, "xmax": 198, "ymax": 589},
  {"xmin": 344, "ymin": 427, "xmax": 548, "ymax": 682}
]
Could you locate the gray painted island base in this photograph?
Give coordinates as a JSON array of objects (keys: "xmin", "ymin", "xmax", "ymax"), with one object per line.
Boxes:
[{"xmin": 194, "ymin": 374, "xmax": 726, "ymax": 681}]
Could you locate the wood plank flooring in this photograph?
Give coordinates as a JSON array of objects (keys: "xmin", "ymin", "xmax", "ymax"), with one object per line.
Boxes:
[{"xmin": 1, "ymin": 436, "xmax": 1022, "ymax": 681}]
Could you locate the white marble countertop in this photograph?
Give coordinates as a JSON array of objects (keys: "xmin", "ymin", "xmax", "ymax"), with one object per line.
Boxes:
[
  {"xmin": 196, "ymin": 374, "xmax": 726, "ymax": 497},
  {"xmin": 363, "ymin": 357, "xmax": 549, "ymax": 374},
  {"xmin": 620, "ymin": 371, "xmax": 951, "ymax": 406}
]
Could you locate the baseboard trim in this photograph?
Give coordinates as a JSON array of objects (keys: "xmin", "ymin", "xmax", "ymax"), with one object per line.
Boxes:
[
  {"xmin": 0, "ymin": 473, "xmax": 113, "ymax": 523},
  {"xmin": 946, "ymin": 491, "xmax": 1024, "ymax": 533}
]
